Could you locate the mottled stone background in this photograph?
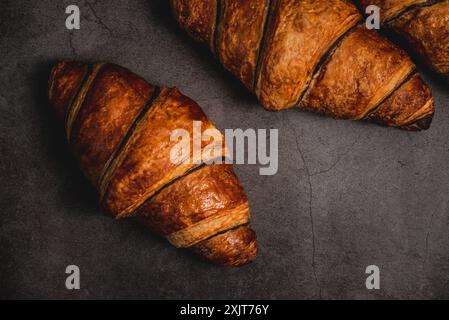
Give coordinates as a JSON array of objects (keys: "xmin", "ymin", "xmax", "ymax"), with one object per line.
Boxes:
[{"xmin": 1, "ymin": 0, "xmax": 448, "ymax": 299}]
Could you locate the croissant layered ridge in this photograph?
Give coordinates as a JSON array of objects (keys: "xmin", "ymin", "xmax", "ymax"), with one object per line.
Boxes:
[
  {"xmin": 48, "ymin": 61, "xmax": 257, "ymax": 267},
  {"xmin": 171, "ymin": 0, "xmax": 435, "ymax": 130}
]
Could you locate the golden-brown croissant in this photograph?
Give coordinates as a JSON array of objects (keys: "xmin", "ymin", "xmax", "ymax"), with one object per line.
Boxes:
[
  {"xmin": 171, "ymin": 0, "xmax": 435, "ymax": 130},
  {"xmin": 356, "ymin": 0, "xmax": 449, "ymax": 82},
  {"xmin": 48, "ymin": 61, "xmax": 257, "ymax": 267}
]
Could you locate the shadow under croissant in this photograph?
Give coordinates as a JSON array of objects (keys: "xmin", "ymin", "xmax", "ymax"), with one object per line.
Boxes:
[
  {"xmin": 145, "ymin": 0, "xmax": 260, "ymax": 107},
  {"xmin": 33, "ymin": 61, "xmax": 99, "ymax": 212}
]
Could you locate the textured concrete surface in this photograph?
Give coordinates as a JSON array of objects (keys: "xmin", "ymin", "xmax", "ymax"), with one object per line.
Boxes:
[{"xmin": 1, "ymin": 0, "xmax": 448, "ymax": 300}]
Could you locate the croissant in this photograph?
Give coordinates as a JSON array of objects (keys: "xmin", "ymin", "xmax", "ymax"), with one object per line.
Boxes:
[
  {"xmin": 171, "ymin": 0, "xmax": 435, "ymax": 130},
  {"xmin": 356, "ymin": 0, "xmax": 449, "ymax": 82},
  {"xmin": 48, "ymin": 61, "xmax": 257, "ymax": 267}
]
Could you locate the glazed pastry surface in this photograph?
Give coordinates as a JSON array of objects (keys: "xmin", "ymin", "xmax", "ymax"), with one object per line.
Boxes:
[
  {"xmin": 171, "ymin": 0, "xmax": 435, "ymax": 130},
  {"xmin": 49, "ymin": 61, "xmax": 257, "ymax": 267}
]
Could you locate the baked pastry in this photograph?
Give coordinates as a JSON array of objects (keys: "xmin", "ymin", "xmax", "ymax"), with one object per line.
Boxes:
[
  {"xmin": 357, "ymin": 0, "xmax": 449, "ymax": 82},
  {"xmin": 48, "ymin": 61, "xmax": 257, "ymax": 267},
  {"xmin": 171, "ymin": 0, "xmax": 435, "ymax": 130}
]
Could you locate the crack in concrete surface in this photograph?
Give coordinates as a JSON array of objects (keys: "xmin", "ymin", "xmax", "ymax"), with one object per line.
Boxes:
[
  {"xmin": 85, "ymin": 0, "xmax": 113, "ymax": 35},
  {"xmin": 284, "ymin": 114, "xmax": 323, "ymax": 299},
  {"xmin": 310, "ymin": 134, "xmax": 362, "ymax": 177},
  {"xmin": 68, "ymin": 32, "xmax": 77, "ymax": 56}
]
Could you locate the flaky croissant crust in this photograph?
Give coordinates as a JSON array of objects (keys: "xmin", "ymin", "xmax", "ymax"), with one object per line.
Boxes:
[
  {"xmin": 171, "ymin": 0, "xmax": 435, "ymax": 130},
  {"xmin": 48, "ymin": 61, "xmax": 257, "ymax": 267}
]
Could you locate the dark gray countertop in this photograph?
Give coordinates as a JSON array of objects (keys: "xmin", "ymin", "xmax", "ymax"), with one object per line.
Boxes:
[{"xmin": 1, "ymin": 0, "xmax": 448, "ymax": 299}]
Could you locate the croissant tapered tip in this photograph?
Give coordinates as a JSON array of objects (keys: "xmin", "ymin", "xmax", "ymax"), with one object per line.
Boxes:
[
  {"xmin": 192, "ymin": 226, "xmax": 257, "ymax": 267},
  {"xmin": 48, "ymin": 61, "xmax": 89, "ymax": 122},
  {"xmin": 48, "ymin": 61, "xmax": 85, "ymax": 89},
  {"xmin": 401, "ymin": 113, "xmax": 435, "ymax": 131}
]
